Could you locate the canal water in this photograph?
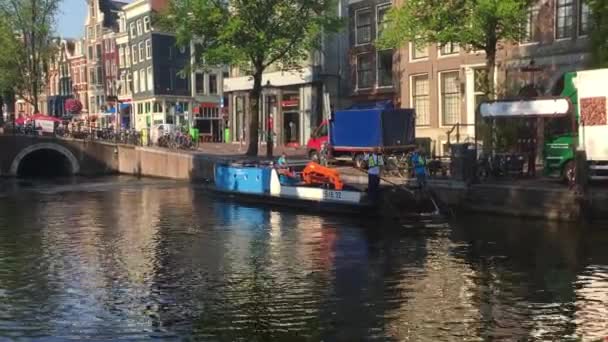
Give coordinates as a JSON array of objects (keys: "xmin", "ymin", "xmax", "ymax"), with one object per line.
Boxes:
[{"xmin": 0, "ymin": 177, "xmax": 607, "ymax": 341}]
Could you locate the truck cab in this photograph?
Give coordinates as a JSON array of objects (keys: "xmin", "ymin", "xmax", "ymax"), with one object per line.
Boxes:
[
  {"xmin": 306, "ymin": 121, "xmax": 329, "ymax": 161},
  {"xmin": 544, "ymin": 69, "xmax": 608, "ymax": 182}
]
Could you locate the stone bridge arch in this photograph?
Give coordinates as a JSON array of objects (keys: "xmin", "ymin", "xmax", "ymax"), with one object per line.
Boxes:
[{"xmin": 9, "ymin": 142, "xmax": 80, "ymax": 176}]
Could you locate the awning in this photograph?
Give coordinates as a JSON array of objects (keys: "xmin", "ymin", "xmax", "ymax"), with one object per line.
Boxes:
[{"xmin": 479, "ymin": 98, "xmax": 571, "ymax": 118}]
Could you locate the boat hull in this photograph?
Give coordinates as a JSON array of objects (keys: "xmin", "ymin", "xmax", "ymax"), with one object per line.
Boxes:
[{"xmin": 213, "ymin": 163, "xmax": 372, "ymax": 214}]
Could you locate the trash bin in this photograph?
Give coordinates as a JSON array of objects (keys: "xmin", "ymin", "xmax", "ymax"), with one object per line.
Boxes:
[
  {"xmin": 189, "ymin": 127, "xmax": 199, "ymax": 142},
  {"xmin": 450, "ymin": 143, "xmax": 476, "ymax": 182},
  {"xmin": 224, "ymin": 128, "xmax": 231, "ymax": 143}
]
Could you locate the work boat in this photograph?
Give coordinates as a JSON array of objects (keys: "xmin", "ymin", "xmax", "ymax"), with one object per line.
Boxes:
[{"xmin": 213, "ymin": 161, "xmax": 373, "ymax": 213}]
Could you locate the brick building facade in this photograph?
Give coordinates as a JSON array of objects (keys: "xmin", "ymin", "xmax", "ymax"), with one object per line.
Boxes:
[{"xmin": 287, "ymin": 0, "xmax": 597, "ymax": 156}]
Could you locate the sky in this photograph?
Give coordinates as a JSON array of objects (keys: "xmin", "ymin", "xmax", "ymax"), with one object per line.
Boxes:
[{"xmin": 57, "ymin": 0, "xmax": 87, "ymax": 39}]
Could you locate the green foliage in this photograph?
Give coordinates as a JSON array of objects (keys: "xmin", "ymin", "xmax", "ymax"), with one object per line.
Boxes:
[
  {"xmin": 0, "ymin": 17, "xmax": 20, "ymax": 94},
  {"xmin": 379, "ymin": 0, "xmax": 532, "ymax": 98},
  {"xmin": 0, "ymin": 0, "xmax": 60, "ymax": 111},
  {"xmin": 587, "ymin": 0, "xmax": 608, "ymax": 68},
  {"xmin": 158, "ymin": 0, "xmax": 342, "ymax": 155}
]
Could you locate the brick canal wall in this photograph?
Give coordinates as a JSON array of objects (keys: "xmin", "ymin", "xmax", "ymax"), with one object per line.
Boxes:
[
  {"xmin": 116, "ymin": 146, "xmax": 216, "ymax": 181},
  {"xmin": 428, "ymin": 180, "xmax": 608, "ymax": 222}
]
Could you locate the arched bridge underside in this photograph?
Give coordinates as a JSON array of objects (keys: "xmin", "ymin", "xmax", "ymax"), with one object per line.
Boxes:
[
  {"xmin": 0, "ymin": 135, "xmax": 117, "ymax": 177},
  {"xmin": 10, "ymin": 143, "xmax": 80, "ymax": 177}
]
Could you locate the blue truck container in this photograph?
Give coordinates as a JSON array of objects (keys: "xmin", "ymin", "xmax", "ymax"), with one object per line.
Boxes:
[{"xmin": 329, "ymin": 103, "xmax": 416, "ymax": 151}]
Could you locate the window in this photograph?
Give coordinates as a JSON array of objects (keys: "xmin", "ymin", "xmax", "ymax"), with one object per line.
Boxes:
[
  {"xmin": 412, "ymin": 74, "xmax": 430, "ymax": 126},
  {"xmin": 96, "ymin": 44, "xmax": 102, "ymax": 59},
  {"xmin": 521, "ymin": 6, "xmax": 539, "ymax": 43},
  {"xmin": 125, "ymin": 46, "xmax": 131, "ymax": 67},
  {"xmin": 137, "ymin": 19, "xmax": 143, "ymax": 36},
  {"xmin": 147, "ymin": 66, "xmax": 153, "ymax": 91},
  {"xmin": 579, "ymin": 1, "xmax": 590, "ymax": 36},
  {"xmin": 132, "ymin": 45, "xmax": 137, "ymax": 64},
  {"xmin": 440, "ymin": 71, "xmax": 460, "ymax": 126},
  {"xmin": 133, "ymin": 69, "xmax": 139, "ymax": 93},
  {"xmin": 376, "ymin": 4, "xmax": 390, "ymax": 39},
  {"xmin": 104, "ymin": 40, "xmax": 109, "ymax": 53},
  {"xmin": 356, "ymin": 53, "xmax": 373, "ymax": 89},
  {"xmin": 90, "ymin": 96, "xmax": 96, "ymax": 113},
  {"xmin": 137, "ymin": 103, "xmax": 143, "ymax": 114},
  {"xmin": 87, "ymin": 27, "xmax": 94, "ymax": 40},
  {"xmin": 355, "ymin": 8, "xmax": 372, "ymax": 45},
  {"xmin": 195, "ymin": 73, "xmax": 205, "ymax": 94},
  {"xmin": 138, "ymin": 42, "xmax": 144, "ymax": 62},
  {"xmin": 80, "ymin": 67, "xmax": 85, "ymax": 83},
  {"xmin": 130, "ymin": 23, "xmax": 136, "ymax": 38},
  {"xmin": 145, "ymin": 39, "xmax": 151, "ymax": 60},
  {"xmin": 153, "ymin": 102, "xmax": 162, "ymax": 112},
  {"xmin": 75, "ymin": 66, "xmax": 80, "ymax": 83},
  {"xmin": 119, "ymin": 46, "xmax": 124, "ymax": 67},
  {"xmin": 88, "ymin": 46, "xmax": 94, "ymax": 60},
  {"xmin": 440, "ymin": 42, "xmax": 460, "ymax": 55},
  {"xmin": 96, "ymin": 24, "xmax": 101, "ymax": 38},
  {"xmin": 96, "ymin": 66, "xmax": 103, "ymax": 85},
  {"xmin": 411, "ymin": 42, "xmax": 428, "ymax": 60},
  {"xmin": 113, "ymin": 63, "xmax": 117, "ymax": 78},
  {"xmin": 209, "ymin": 74, "xmax": 217, "ymax": 94},
  {"xmin": 473, "ymin": 69, "xmax": 488, "ymax": 118},
  {"xmin": 556, "ymin": 0, "xmax": 574, "ymax": 39},
  {"xmin": 105, "ymin": 60, "xmax": 110, "ymax": 76},
  {"xmin": 139, "ymin": 69, "xmax": 146, "ymax": 93},
  {"xmin": 377, "ymin": 50, "xmax": 393, "ymax": 87},
  {"xmin": 144, "ymin": 16, "xmax": 151, "ymax": 32}
]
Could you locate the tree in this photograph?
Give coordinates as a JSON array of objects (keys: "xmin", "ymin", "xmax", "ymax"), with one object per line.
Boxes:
[
  {"xmin": 587, "ymin": 0, "xmax": 608, "ymax": 67},
  {"xmin": 0, "ymin": 0, "xmax": 60, "ymax": 113},
  {"xmin": 158, "ymin": 0, "xmax": 342, "ymax": 156},
  {"xmin": 379, "ymin": 0, "xmax": 532, "ymax": 98},
  {"xmin": 0, "ymin": 16, "xmax": 20, "ymax": 123}
]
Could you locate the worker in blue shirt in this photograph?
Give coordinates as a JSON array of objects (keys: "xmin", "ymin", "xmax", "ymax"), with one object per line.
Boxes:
[
  {"xmin": 277, "ymin": 153, "xmax": 287, "ymax": 167},
  {"xmin": 365, "ymin": 150, "xmax": 384, "ymax": 203},
  {"xmin": 411, "ymin": 147, "xmax": 428, "ymax": 188}
]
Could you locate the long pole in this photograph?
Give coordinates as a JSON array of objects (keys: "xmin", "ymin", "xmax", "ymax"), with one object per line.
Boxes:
[{"xmin": 352, "ymin": 166, "xmax": 442, "ymax": 216}]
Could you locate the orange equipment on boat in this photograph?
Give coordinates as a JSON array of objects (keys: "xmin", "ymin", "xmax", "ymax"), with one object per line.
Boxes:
[{"xmin": 301, "ymin": 162, "xmax": 344, "ymax": 190}]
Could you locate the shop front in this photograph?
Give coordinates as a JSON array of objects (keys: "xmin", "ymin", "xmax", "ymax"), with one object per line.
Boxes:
[
  {"xmin": 226, "ymin": 84, "xmax": 317, "ymax": 147},
  {"xmin": 194, "ymin": 102, "xmax": 223, "ymax": 142},
  {"xmin": 281, "ymin": 93, "xmax": 300, "ymax": 147},
  {"xmin": 119, "ymin": 102, "xmax": 131, "ymax": 129}
]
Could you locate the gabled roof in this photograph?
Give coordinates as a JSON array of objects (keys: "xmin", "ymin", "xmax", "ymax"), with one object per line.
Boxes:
[{"xmin": 100, "ymin": 0, "xmax": 129, "ymax": 31}]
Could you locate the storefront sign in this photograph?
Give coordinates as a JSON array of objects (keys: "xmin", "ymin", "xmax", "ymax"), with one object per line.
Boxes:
[
  {"xmin": 281, "ymin": 100, "xmax": 299, "ymax": 107},
  {"xmin": 480, "ymin": 98, "xmax": 571, "ymax": 118},
  {"xmin": 35, "ymin": 120, "xmax": 55, "ymax": 133}
]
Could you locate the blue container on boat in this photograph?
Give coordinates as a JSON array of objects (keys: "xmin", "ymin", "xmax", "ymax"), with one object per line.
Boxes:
[{"xmin": 214, "ymin": 164, "xmax": 271, "ymax": 194}]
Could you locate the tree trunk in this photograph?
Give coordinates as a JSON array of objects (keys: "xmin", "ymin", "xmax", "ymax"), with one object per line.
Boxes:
[
  {"xmin": 246, "ymin": 70, "xmax": 263, "ymax": 156},
  {"xmin": 485, "ymin": 48, "xmax": 497, "ymax": 100},
  {"xmin": 31, "ymin": 0, "xmax": 38, "ymax": 114}
]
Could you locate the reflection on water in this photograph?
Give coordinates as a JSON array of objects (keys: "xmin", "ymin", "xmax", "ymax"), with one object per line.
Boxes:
[{"xmin": 0, "ymin": 177, "xmax": 607, "ymax": 341}]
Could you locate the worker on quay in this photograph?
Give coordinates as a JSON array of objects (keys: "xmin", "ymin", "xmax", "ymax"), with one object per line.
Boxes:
[
  {"xmin": 365, "ymin": 149, "xmax": 384, "ymax": 203},
  {"xmin": 411, "ymin": 147, "xmax": 428, "ymax": 188}
]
